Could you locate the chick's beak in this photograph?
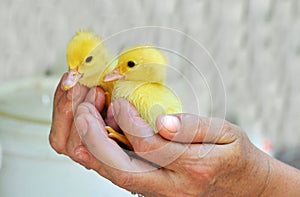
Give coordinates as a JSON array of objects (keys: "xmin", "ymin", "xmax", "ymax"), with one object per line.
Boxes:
[
  {"xmin": 103, "ymin": 68, "xmax": 125, "ymax": 82},
  {"xmin": 62, "ymin": 69, "xmax": 83, "ymax": 90}
]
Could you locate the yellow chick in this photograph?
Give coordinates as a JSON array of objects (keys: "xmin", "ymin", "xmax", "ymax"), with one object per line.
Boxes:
[
  {"xmin": 104, "ymin": 45, "xmax": 182, "ymax": 146},
  {"xmin": 64, "ymin": 30, "xmax": 132, "ymax": 147},
  {"xmin": 63, "ymin": 30, "xmax": 116, "ymax": 93}
]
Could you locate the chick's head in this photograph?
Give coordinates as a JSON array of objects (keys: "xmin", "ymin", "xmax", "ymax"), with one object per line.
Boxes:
[
  {"xmin": 63, "ymin": 30, "xmax": 109, "ymax": 90},
  {"xmin": 104, "ymin": 45, "xmax": 167, "ymax": 83}
]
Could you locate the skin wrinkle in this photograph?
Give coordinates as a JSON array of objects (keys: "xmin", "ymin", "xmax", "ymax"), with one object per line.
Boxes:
[
  {"xmin": 66, "ymin": 123, "xmax": 80, "ymax": 158},
  {"xmin": 54, "ymin": 87, "xmax": 64, "ymax": 106},
  {"xmin": 50, "ymin": 101, "xmax": 73, "ymax": 153},
  {"xmin": 57, "ymin": 96, "xmax": 73, "ymax": 117},
  {"xmin": 78, "ymin": 103, "xmax": 104, "ymax": 125}
]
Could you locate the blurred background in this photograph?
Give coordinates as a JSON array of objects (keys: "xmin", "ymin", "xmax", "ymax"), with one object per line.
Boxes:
[{"xmin": 1, "ymin": 0, "xmax": 300, "ymax": 196}]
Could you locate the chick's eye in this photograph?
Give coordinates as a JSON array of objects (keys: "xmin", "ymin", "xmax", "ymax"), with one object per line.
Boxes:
[
  {"xmin": 127, "ymin": 61, "xmax": 135, "ymax": 68},
  {"xmin": 85, "ymin": 56, "xmax": 93, "ymax": 63}
]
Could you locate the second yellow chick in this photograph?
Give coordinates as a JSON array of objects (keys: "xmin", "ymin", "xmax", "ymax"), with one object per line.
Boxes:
[{"xmin": 104, "ymin": 45, "xmax": 182, "ymax": 132}]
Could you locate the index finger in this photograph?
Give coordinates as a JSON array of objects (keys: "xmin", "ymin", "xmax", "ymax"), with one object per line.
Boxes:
[{"xmin": 49, "ymin": 74, "xmax": 88, "ymax": 154}]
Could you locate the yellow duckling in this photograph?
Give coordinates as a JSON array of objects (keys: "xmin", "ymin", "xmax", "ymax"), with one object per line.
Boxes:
[
  {"xmin": 104, "ymin": 45, "xmax": 182, "ymax": 146},
  {"xmin": 63, "ymin": 30, "xmax": 115, "ymax": 93},
  {"xmin": 63, "ymin": 30, "xmax": 131, "ymax": 147}
]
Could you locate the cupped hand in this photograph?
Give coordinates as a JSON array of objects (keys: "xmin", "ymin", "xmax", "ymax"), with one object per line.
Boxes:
[
  {"xmin": 75, "ymin": 98, "xmax": 270, "ymax": 197},
  {"xmin": 49, "ymin": 73, "xmax": 105, "ymax": 167},
  {"xmin": 50, "ymin": 75, "xmax": 300, "ymax": 197}
]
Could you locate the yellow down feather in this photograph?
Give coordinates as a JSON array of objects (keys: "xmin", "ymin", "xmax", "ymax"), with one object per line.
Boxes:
[
  {"xmin": 105, "ymin": 45, "xmax": 182, "ymax": 130},
  {"xmin": 63, "ymin": 30, "xmax": 116, "ymax": 93}
]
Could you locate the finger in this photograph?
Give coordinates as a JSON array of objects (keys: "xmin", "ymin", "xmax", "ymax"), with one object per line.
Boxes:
[
  {"xmin": 157, "ymin": 114, "xmax": 238, "ymax": 144},
  {"xmin": 68, "ymin": 84, "xmax": 89, "ymax": 112},
  {"xmin": 64, "ymin": 86, "xmax": 103, "ymax": 158},
  {"xmin": 74, "ymin": 103, "xmax": 174, "ymax": 194},
  {"xmin": 111, "ymin": 98, "xmax": 190, "ymax": 167},
  {"xmin": 50, "ymin": 74, "xmax": 73, "ymax": 154},
  {"xmin": 53, "ymin": 73, "xmax": 68, "ymax": 107},
  {"xmin": 77, "ymin": 102, "xmax": 106, "ymax": 128},
  {"xmin": 49, "ymin": 81, "xmax": 88, "ymax": 154},
  {"xmin": 65, "ymin": 123, "xmax": 83, "ymax": 159},
  {"xmin": 73, "ymin": 145, "xmax": 117, "ymax": 174},
  {"xmin": 84, "ymin": 87, "xmax": 106, "ymax": 112},
  {"xmin": 75, "ymin": 102, "xmax": 153, "ymax": 171},
  {"xmin": 105, "ymin": 103, "xmax": 121, "ymax": 132},
  {"xmin": 73, "ymin": 146, "xmax": 174, "ymax": 196}
]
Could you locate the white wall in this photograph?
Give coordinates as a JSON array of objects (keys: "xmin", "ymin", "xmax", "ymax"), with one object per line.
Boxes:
[{"xmin": 1, "ymin": 0, "xmax": 300, "ymax": 152}]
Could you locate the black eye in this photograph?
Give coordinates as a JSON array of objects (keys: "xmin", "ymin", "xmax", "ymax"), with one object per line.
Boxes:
[
  {"xmin": 127, "ymin": 61, "xmax": 135, "ymax": 68},
  {"xmin": 85, "ymin": 56, "xmax": 93, "ymax": 63}
]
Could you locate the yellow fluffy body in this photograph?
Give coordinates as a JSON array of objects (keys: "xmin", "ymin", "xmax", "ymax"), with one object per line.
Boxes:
[{"xmin": 109, "ymin": 45, "xmax": 182, "ymax": 130}]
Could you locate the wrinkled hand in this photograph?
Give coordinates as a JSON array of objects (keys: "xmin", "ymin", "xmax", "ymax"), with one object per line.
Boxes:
[
  {"xmin": 50, "ymin": 74, "xmax": 300, "ymax": 197},
  {"xmin": 74, "ymin": 99, "xmax": 270, "ymax": 197},
  {"xmin": 49, "ymin": 73, "xmax": 105, "ymax": 167}
]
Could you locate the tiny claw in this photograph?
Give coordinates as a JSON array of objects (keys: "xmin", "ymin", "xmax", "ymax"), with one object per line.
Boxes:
[
  {"xmin": 105, "ymin": 126, "xmax": 133, "ymax": 150},
  {"xmin": 104, "ymin": 92, "xmax": 111, "ymax": 108}
]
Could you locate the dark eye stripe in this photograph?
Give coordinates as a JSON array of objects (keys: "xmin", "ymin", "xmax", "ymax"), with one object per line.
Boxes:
[
  {"xmin": 85, "ymin": 56, "xmax": 93, "ymax": 63},
  {"xmin": 127, "ymin": 61, "xmax": 135, "ymax": 68}
]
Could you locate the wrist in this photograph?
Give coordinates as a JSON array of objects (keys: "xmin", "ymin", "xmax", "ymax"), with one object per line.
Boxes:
[
  {"xmin": 260, "ymin": 154, "xmax": 300, "ymax": 196},
  {"xmin": 244, "ymin": 146, "xmax": 271, "ymax": 196},
  {"xmin": 212, "ymin": 142, "xmax": 271, "ymax": 196}
]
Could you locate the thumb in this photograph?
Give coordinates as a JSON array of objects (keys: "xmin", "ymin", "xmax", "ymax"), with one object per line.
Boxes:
[{"xmin": 156, "ymin": 114, "xmax": 237, "ymax": 144}]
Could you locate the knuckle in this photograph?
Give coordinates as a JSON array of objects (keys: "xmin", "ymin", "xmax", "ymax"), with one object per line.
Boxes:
[
  {"xmin": 221, "ymin": 120, "xmax": 232, "ymax": 133},
  {"xmin": 56, "ymin": 101, "xmax": 73, "ymax": 117},
  {"xmin": 49, "ymin": 135, "xmax": 66, "ymax": 154},
  {"xmin": 68, "ymin": 154, "xmax": 78, "ymax": 162},
  {"xmin": 65, "ymin": 144, "xmax": 75, "ymax": 158},
  {"xmin": 134, "ymin": 135, "xmax": 156, "ymax": 153},
  {"xmin": 65, "ymin": 141, "xmax": 80, "ymax": 160},
  {"xmin": 211, "ymin": 117, "xmax": 232, "ymax": 132},
  {"xmin": 236, "ymin": 128, "xmax": 248, "ymax": 140},
  {"xmin": 180, "ymin": 161, "xmax": 214, "ymax": 184},
  {"xmin": 114, "ymin": 173, "xmax": 134, "ymax": 189}
]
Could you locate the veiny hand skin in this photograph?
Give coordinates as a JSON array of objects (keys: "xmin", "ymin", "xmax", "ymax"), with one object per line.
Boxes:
[{"xmin": 50, "ymin": 75, "xmax": 300, "ymax": 197}]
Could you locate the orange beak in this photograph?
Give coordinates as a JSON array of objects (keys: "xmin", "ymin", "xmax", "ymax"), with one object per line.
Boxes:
[
  {"xmin": 62, "ymin": 69, "xmax": 83, "ymax": 90},
  {"xmin": 103, "ymin": 68, "xmax": 125, "ymax": 82}
]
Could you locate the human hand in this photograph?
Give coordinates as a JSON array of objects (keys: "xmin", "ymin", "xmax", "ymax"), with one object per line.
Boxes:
[
  {"xmin": 49, "ymin": 73, "xmax": 105, "ymax": 167},
  {"xmin": 75, "ymin": 98, "xmax": 270, "ymax": 197},
  {"xmin": 50, "ymin": 75, "xmax": 300, "ymax": 197}
]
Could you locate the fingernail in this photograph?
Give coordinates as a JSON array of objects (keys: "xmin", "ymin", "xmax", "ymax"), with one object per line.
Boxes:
[
  {"xmin": 161, "ymin": 115, "xmax": 179, "ymax": 133},
  {"xmin": 76, "ymin": 116, "xmax": 88, "ymax": 137}
]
